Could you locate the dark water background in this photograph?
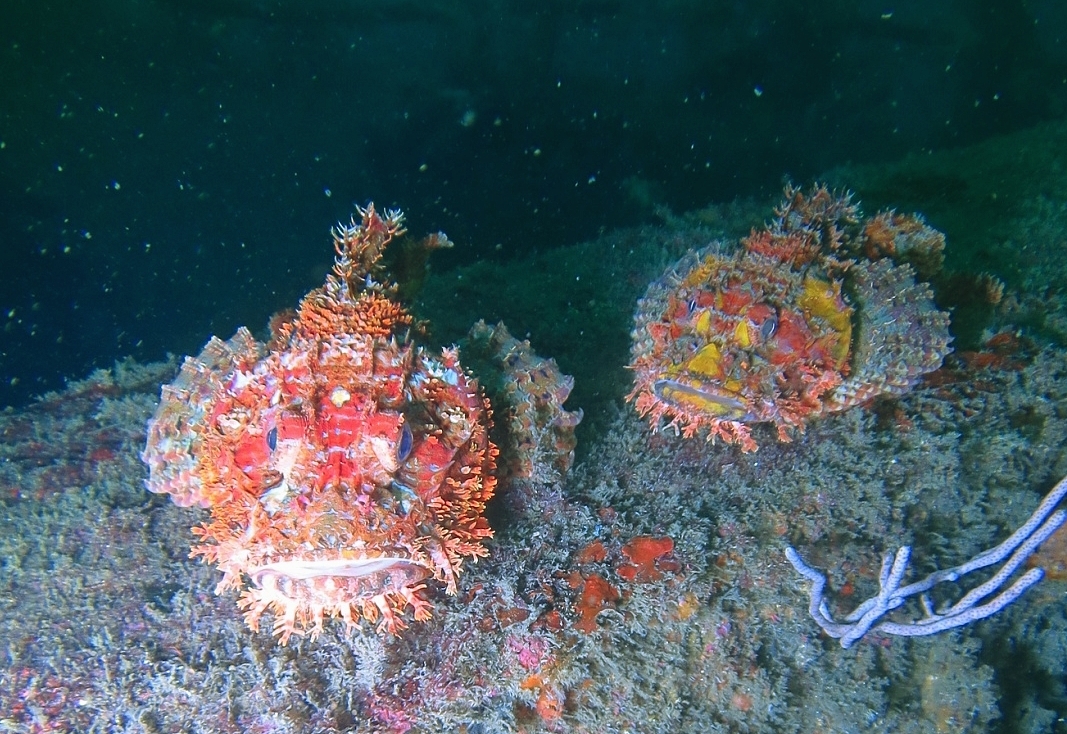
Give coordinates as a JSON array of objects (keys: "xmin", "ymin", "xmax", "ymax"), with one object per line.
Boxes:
[{"xmin": 2, "ymin": 0, "xmax": 1066, "ymax": 407}]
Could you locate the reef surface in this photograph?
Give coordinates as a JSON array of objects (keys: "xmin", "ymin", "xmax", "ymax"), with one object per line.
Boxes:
[{"xmin": 4, "ymin": 121, "xmax": 1067, "ymax": 733}]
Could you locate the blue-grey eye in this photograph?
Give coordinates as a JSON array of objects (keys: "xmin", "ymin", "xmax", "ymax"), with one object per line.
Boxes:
[
  {"xmin": 267, "ymin": 426, "xmax": 278, "ymax": 452},
  {"xmin": 760, "ymin": 312, "xmax": 779, "ymax": 341},
  {"xmin": 397, "ymin": 423, "xmax": 413, "ymax": 462},
  {"xmin": 390, "ymin": 480, "xmax": 418, "ymax": 514}
]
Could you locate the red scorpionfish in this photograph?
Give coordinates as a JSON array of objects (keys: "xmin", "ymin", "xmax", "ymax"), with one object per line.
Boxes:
[{"xmin": 142, "ymin": 206, "xmax": 497, "ymax": 643}]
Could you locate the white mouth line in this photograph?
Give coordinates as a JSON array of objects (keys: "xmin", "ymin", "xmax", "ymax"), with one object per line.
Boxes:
[{"xmin": 249, "ymin": 556, "xmax": 425, "ymax": 584}]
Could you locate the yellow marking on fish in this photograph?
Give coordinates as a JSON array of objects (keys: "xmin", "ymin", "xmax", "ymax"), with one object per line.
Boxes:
[
  {"xmin": 694, "ymin": 309, "xmax": 713, "ymax": 338},
  {"xmin": 798, "ymin": 275, "xmax": 853, "ymax": 365},
  {"xmin": 654, "ymin": 379, "xmax": 747, "ymax": 419},
  {"xmin": 684, "ymin": 343, "xmax": 724, "ymax": 379},
  {"xmin": 734, "ymin": 319, "xmax": 752, "ymax": 348}
]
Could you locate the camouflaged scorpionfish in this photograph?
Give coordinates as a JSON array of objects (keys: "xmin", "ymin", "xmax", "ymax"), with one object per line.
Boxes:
[{"xmin": 628, "ymin": 184, "xmax": 952, "ymax": 451}]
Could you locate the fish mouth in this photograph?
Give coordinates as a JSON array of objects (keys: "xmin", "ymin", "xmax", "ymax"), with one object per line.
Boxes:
[
  {"xmin": 652, "ymin": 378, "xmax": 755, "ymax": 421},
  {"xmin": 248, "ymin": 555, "xmax": 430, "ymax": 587},
  {"xmin": 241, "ymin": 551, "xmax": 437, "ymax": 642}
]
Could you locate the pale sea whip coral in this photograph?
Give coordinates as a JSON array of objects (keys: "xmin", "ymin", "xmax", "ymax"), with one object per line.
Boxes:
[{"xmin": 787, "ymin": 473, "xmax": 1067, "ymax": 647}]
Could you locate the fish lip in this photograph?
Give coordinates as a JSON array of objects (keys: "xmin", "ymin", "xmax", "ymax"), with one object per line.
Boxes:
[
  {"xmin": 248, "ymin": 556, "xmax": 430, "ymax": 585},
  {"xmin": 652, "ymin": 378, "xmax": 756, "ymax": 422}
]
